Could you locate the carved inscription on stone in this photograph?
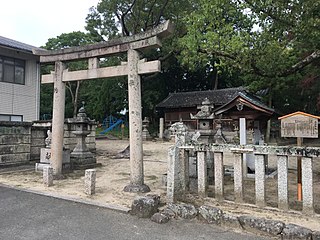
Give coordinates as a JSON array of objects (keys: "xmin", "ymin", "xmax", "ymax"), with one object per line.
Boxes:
[{"xmin": 281, "ymin": 114, "xmax": 318, "ymax": 138}]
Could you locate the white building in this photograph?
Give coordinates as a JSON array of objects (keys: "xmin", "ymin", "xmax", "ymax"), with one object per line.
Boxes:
[{"xmin": 0, "ymin": 36, "xmax": 40, "ymax": 122}]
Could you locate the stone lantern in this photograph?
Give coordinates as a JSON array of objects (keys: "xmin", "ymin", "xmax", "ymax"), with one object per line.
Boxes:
[
  {"xmin": 142, "ymin": 117, "xmax": 151, "ymax": 141},
  {"xmin": 190, "ymin": 98, "xmax": 216, "ymax": 185},
  {"xmin": 68, "ymin": 103, "xmax": 96, "ymax": 168},
  {"xmin": 190, "ymin": 98, "xmax": 215, "ymax": 143}
]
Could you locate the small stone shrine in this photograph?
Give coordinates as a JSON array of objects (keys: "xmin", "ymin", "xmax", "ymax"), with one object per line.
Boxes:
[
  {"xmin": 68, "ymin": 103, "xmax": 97, "ymax": 169},
  {"xmin": 35, "ymin": 130, "xmax": 71, "ymax": 172}
]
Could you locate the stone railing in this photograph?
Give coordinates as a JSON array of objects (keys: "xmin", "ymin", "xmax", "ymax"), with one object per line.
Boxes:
[{"xmin": 167, "ymin": 142, "xmax": 320, "ymax": 215}]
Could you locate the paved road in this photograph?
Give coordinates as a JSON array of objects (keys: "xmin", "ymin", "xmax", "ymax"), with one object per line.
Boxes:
[{"xmin": 0, "ymin": 186, "xmax": 266, "ymax": 240}]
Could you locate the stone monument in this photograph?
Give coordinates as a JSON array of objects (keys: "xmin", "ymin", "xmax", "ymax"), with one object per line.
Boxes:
[{"xmin": 35, "ymin": 129, "xmax": 71, "ymax": 172}]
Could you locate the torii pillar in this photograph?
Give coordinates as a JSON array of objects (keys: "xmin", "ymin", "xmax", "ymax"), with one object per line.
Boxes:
[
  {"xmin": 51, "ymin": 61, "xmax": 66, "ymax": 178},
  {"xmin": 123, "ymin": 49, "xmax": 150, "ymax": 192}
]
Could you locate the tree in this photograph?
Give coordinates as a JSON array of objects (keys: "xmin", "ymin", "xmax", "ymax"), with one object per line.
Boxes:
[
  {"xmin": 178, "ymin": 0, "xmax": 320, "ymax": 114},
  {"xmin": 85, "ymin": 0, "xmax": 201, "ymax": 123},
  {"xmin": 85, "ymin": 0, "xmax": 192, "ymax": 38}
]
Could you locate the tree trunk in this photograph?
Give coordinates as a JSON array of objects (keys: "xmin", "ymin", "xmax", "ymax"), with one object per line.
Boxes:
[
  {"xmin": 213, "ymin": 60, "xmax": 219, "ymax": 90},
  {"xmin": 214, "ymin": 70, "xmax": 219, "ymax": 90}
]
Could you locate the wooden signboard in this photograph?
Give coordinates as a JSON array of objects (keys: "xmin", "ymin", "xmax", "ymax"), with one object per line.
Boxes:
[
  {"xmin": 279, "ymin": 111, "xmax": 319, "ymax": 138},
  {"xmin": 279, "ymin": 111, "xmax": 320, "ymax": 201}
]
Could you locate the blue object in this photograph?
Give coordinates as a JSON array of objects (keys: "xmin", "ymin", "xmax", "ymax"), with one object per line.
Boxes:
[{"xmin": 99, "ymin": 119, "xmax": 123, "ymax": 134}]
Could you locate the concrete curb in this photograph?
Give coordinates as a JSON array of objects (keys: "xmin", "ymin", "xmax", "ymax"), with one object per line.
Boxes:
[{"xmin": 0, "ymin": 183, "xmax": 130, "ymax": 214}]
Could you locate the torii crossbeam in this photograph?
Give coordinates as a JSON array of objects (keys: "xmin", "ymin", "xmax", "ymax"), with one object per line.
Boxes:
[{"xmin": 33, "ymin": 21, "xmax": 174, "ymax": 192}]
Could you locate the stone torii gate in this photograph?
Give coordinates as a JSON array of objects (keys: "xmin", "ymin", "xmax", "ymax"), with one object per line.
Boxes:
[{"xmin": 33, "ymin": 21, "xmax": 173, "ymax": 193}]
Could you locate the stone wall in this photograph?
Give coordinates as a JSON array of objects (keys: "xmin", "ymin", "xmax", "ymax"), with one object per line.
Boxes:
[
  {"xmin": 0, "ymin": 121, "xmax": 32, "ymax": 166},
  {"xmin": 31, "ymin": 125, "xmax": 49, "ymax": 161},
  {"xmin": 0, "ymin": 120, "xmax": 96, "ymax": 166}
]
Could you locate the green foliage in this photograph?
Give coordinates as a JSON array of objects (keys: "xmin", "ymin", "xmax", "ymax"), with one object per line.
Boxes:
[
  {"xmin": 44, "ymin": 32, "xmax": 96, "ymax": 50},
  {"xmin": 178, "ymin": 0, "xmax": 320, "ymax": 114},
  {"xmin": 86, "ymin": 0, "xmax": 193, "ymax": 38}
]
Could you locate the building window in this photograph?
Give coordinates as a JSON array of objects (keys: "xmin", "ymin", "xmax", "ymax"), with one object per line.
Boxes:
[
  {"xmin": 0, "ymin": 114, "xmax": 23, "ymax": 122},
  {"xmin": 0, "ymin": 56, "xmax": 25, "ymax": 84}
]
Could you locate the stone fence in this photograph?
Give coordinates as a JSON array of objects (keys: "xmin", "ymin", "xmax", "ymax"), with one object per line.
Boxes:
[
  {"xmin": 0, "ymin": 120, "xmax": 96, "ymax": 166},
  {"xmin": 167, "ymin": 142, "xmax": 320, "ymax": 216}
]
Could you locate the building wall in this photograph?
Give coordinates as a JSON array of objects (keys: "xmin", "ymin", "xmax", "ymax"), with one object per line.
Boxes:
[
  {"xmin": 0, "ymin": 47, "xmax": 40, "ymax": 121},
  {"xmin": 164, "ymin": 107, "xmax": 197, "ymax": 130},
  {"xmin": 163, "ymin": 108, "xmax": 268, "ymax": 144}
]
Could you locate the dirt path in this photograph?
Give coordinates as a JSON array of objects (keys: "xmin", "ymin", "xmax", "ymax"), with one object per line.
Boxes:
[{"xmin": 0, "ymin": 139, "xmax": 172, "ymax": 208}]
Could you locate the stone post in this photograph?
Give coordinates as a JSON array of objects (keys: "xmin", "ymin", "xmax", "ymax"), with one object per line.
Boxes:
[
  {"xmin": 277, "ymin": 155, "xmax": 289, "ymax": 210},
  {"xmin": 197, "ymin": 151, "xmax": 207, "ymax": 198},
  {"xmin": 239, "ymin": 118, "xmax": 248, "ymax": 177},
  {"xmin": 302, "ymin": 157, "xmax": 314, "ymax": 214},
  {"xmin": 159, "ymin": 117, "xmax": 164, "ymax": 139},
  {"xmin": 214, "ymin": 152, "xmax": 224, "ymax": 201},
  {"xmin": 255, "ymin": 154, "xmax": 266, "ymax": 207},
  {"xmin": 124, "ymin": 49, "xmax": 150, "ymax": 193},
  {"xmin": 51, "ymin": 61, "xmax": 66, "ymax": 177},
  {"xmin": 233, "ymin": 152, "xmax": 244, "ymax": 203},
  {"xmin": 43, "ymin": 166, "xmax": 53, "ymax": 187},
  {"xmin": 239, "ymin": 118, "xmax": 246, "ymax": 145},
  {"xmin": 180, "ymin": 149, "xmax": 190, "ymax": 192},
  {"xmin": 167, "ymin": 146, "xmax": 179, "ymax": 203},
  {"xmin": 84, "ymin": 169, "xmax": 96, "ymax": 195},
  {"xmin": 178, "ymin": 149, "xmax": 189, "ymax": 196}
]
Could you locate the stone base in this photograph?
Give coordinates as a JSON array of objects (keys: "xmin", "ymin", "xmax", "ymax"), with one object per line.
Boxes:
[
  {"xmin": 142, "ymin": 129, "xmax": 152, "ymax": 141},
  {"xmin": 70, "ymin": 152, "xmax": 97, "ymax": 169},
  {"xmin": 53, "ymin": 174, "xmax": 67, "ymax": 180},
  {"xmin": 123, "ymin": 183, "xmax": 151, "ymax": 193},
  {"xmin": 72, "ymin": 162, "xmax": 102, "ymax": 170}
]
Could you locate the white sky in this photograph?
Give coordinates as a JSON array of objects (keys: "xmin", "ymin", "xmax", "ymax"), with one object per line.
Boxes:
[{"xmin": 0, "ymin": 0, "xmax": 100, "ymax": 47}]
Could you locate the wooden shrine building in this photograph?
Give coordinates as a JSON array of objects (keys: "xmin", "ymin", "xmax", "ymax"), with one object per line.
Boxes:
[{"xmin": 156, "ymin": 87, "xmax": 275, "ymax": 144}]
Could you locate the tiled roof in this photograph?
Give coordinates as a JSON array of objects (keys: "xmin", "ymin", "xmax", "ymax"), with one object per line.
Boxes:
[
  {"xmin": 156, "ymin": 87, "xmax": 246, "ymax": 108},
  {"xmin": 237, "ymin": 91, "xmax": 274, "ymax": 113},
  {"xmin": 0, "ymin": 35, "xmax": 39, "ymax": 53}
]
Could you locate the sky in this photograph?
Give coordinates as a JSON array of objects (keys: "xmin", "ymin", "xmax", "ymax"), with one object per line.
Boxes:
[{"xmin": 0, "ymin": 0, "xmax": 100, "ymax": 47}]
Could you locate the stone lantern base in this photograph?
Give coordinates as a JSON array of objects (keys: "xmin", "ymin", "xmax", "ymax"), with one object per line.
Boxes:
[{"xmin": 70, "ymin": 151, "xmax": 98, "ymax": 169}]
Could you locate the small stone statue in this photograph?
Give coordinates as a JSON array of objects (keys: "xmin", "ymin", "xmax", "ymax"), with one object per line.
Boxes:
[{"xmin": 45, "ymin": 130, "xmax": 52, "ymax": 148}]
